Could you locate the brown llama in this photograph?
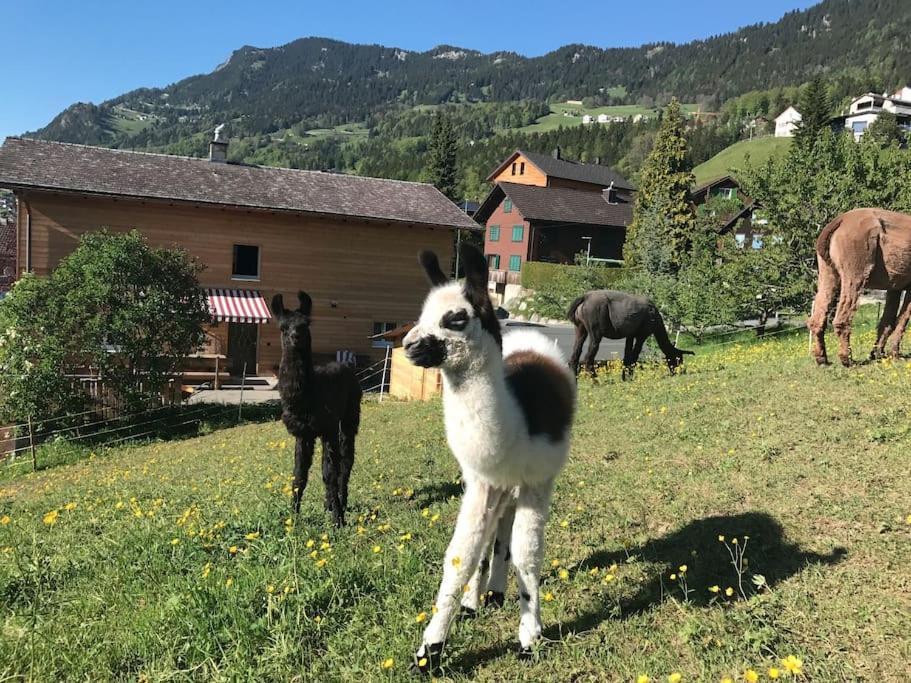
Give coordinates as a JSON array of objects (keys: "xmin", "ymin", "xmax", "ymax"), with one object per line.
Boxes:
[
  {"xmin": 271, "ymin": 292, "xmax": 362, "ymax": 526},
  {"xmin": 809, "ymin": 208, "xmax": 911, "ymax": 366},
  {"xmin": 567, "ymin": 290, "xmax": 693, "ymax": 378}
]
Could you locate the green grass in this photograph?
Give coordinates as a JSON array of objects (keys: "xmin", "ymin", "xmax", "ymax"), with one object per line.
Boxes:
[
  {"xmin": 1, "ymin": 315, "xmax": 910, "ymax": 680},
  {"xmin": 518, "ymin": 102, "xmax": 700, "ymax": 134},
  {"xmin": 693, "ymin": 137, "xmax": 792, "ymax": 186}
]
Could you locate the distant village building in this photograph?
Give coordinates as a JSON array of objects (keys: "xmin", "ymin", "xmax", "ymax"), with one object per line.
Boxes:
[
  {"xmin": 597, "ymin": 114, "xmax": 610, "ymax": 124},
  {"xmin": 474, "ymin": 148, "xmax": 635, "ymax": 300},
  {"xmin": 774, "ymin": 106, "xmax": 802, "ymax": 137},
  {"xmin": 0, "ymin": 136, "xmax": 477, "ymax": 376},
  {"xmin": 843, "ymin": 87, "xmax": 911, "ymax": 140},
  {"xmin": 689, "ymin": 175, "xmax": 763, "ymax": 249},
  {"xmin": 582, "ymin": 114, "xmax": 593, "ymax": 125}
]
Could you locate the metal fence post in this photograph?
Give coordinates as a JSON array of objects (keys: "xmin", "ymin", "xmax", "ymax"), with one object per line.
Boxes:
[
  {"xmin": 238, "ymin": 362, "xmax": 247, "ymax": 421},
  {"xmin": 379, "ymin": 345, "xmax": 391, "ymax": 402},
  {"xmin": 27, "ymin": 416, "xmax": 37, "ymax": 471}
]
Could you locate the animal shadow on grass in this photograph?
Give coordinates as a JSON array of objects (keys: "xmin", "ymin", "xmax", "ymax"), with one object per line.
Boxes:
[
  {"xmin": 447, "ymin": 511, "xmax": 846, "ymax": 675},
  {"xmin": 413, "ymin": 480, "xmax": 464, "ymax": 507}
]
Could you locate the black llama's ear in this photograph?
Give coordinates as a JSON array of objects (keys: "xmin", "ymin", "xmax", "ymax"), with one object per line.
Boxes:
[
  {"xmin": 297, "ymin": 291, "xmax": 313, "ymax": 316},
  {"xmin": 459, "ymin": 243, "xmax": 502, "ymax": 348},
  {"xmin": 418, "ymin": 250, "xmax": 449, "ymax": 287},
  {"xmin": 271, "ymin": 294, "xmax": 285, "ymax": 318}
]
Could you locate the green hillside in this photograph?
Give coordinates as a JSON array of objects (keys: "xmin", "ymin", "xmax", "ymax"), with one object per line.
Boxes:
[
  {"xmin": 1, "ymin": 313, "xmax": 908, "ymax": 680},
  {"xmin": 693, "ymin": 136, "xmax": 792, "ymax": 185}
]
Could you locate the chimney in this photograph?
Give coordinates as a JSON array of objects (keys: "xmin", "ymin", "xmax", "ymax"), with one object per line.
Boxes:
[
  {"xmin": 209, "ymin": 124, "xmax": 228, "ymax": 163},
  {"xmin": 603, "ymin": 181, "xmax": 618, "ymax": 205},
  {"xmin": 594, "ymin": 156, "xmax": 601, "ymax": 165},
  {"xmin": 552, "ymin": 146, "xmax": 561, "ymax": 160}
]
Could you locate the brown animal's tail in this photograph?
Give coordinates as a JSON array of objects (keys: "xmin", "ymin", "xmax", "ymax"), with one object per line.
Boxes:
[
  {"xmin": 652, "ymin": 311, "xmax": 694, "ymax": 359},
  {"xmin": 816, "ymin": 215, "xmax": 843, "ymax": 264},
  {"xmin": 566, "ymin": 294, "xmax": 587, "ymax": 323}
]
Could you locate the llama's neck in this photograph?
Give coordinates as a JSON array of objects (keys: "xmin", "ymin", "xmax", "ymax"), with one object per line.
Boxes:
[
  {"xmin": 440, "ymin": 340, "xmax": 520, "ymax": 455},
  {"xmin": 280, "ymin": 347, "xmax": 316, "ymax": 406}
]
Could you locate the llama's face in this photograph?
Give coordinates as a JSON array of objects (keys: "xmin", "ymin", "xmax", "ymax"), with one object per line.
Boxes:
[
  {"xmin": 271, "ymin": 292, "xmax": 313, "ymax": 355},
  {"xmin": 403, "ymin": 246, "xmax": 502, "ymax": 370}
]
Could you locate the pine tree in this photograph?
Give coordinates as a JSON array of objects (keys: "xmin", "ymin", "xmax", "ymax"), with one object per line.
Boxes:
[
  {"xmin": 427, "ymin": 114, "xmax": 459, "ymax": 200},
  {"xmin": 624, "ymin": 99, "xmax": 695, "ymax": 273},
  {"xmin": 794, "ymin": 76, "xmax": 832, "ymax": 146}
]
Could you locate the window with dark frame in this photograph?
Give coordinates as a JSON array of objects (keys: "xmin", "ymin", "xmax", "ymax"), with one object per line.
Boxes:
[
  {"xmin": 519, "ymin": 162, "xmax": 525, "ymax": 175},
  {"xmin": 372, "ymin": 321, "xmax": 398, "ymax": 348},
  {"xmin": 232, "ymin": 244, "xmax": 260, "ymax": 280},
  {"xmin": 487, "ymin": 254, "xmax": 500, "ymax": 269},
  {"xmin": 511, "ymin": 162, "xmax": 517, "ymax": 175}
]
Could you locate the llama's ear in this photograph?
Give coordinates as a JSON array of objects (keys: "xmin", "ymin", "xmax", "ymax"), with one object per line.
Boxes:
[
  {"xmin": 297, "ymin": 291, "xmax": 313, "ymax": 316},
  {"xmin": 459, "ymin": 243, "xmax": 502, "ymax": 348},
  {"xmin": 459, "ymin": 243, "xmax": 488, "ymax": 297},
  {"xmin": 418, "ymin": 250, "xmax": 449, "ymax": 287},
  {"xmin": 271, "ymin": 294, "xmax": 285, "ymax": 318}
]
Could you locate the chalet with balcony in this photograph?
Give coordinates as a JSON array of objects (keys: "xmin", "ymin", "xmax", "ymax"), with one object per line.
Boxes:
[
  {"xmin": 0, "ymin": 136, "xmax": 478, "ymax": 379},
  {"xmin": 843, "ymin": 87, "xmax": 911, "ymax": 140},
  {"xmin": 689, "ymin": 175, "xmax": 765, "ymax": 249},
  {"xmin": 474, "ymin": 148, "xmax": 635, "ymax": 289}
]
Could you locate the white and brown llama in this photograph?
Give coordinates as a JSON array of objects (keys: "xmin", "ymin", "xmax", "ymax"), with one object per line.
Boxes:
[
  {"xmin": 271, "ymin": 291, "xmax": 362, "ymax": 527},
  {"xmin": 403, "ymin": 244, "xmax": 576, "ymax": 673}
]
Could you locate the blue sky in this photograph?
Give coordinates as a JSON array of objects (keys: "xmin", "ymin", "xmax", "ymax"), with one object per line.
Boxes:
[{"xmin": 1, "ymin": 0, "xmax": 818, "ymax": 141}]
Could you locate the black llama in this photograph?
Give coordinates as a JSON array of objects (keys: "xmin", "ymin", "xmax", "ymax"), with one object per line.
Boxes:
[
  {"xmin": 271, "ymin": 292, "xmax": 362, "ymax": 526},
  {"xmin": 568, "ymin": 289, "xmax": 693, "ymax": 378}
]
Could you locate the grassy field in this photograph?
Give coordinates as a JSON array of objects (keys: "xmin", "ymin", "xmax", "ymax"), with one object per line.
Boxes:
[
  {"xmin": 1, "ymin": 316, "xmax": 910, "ymax": 681},
  {"xmin": 693, "ymin": 137, "xmax": 792, "ymax": 186},
  {"xmin": 518, "ymin": 102, "xmax": 700, "ymax": 134}
]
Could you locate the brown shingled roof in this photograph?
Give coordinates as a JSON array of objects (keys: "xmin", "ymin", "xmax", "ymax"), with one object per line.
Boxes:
[
  {"xmin": 487, "ymin": 149, "xmax": 635, "ymax": 190},
  {"xmin": 0, "ymin": 137, "xmax": 479, "ymax": 230},
  {"xmin": 477, "ymin": 182, "xmax": 632, "ymax": 228}
]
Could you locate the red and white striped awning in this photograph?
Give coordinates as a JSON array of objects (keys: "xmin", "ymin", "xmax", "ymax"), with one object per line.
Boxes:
[{"xmin": 206, "ymin": 288, "xmax": 272, "ymax": 324}]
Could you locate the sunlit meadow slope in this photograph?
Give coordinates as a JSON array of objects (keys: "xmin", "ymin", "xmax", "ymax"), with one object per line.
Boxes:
[{"xmin": 1, "ymin": 322, "xmax": 909, "ymax": 681}]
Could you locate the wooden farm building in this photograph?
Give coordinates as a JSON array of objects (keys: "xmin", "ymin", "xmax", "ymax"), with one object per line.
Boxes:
[
  {"xmin": 474, "ymin": 148, "xmax": 635, "ymax": 284},
  {"xmin": 0, "ymin": 136, "xmax": 478, "ymax": 378},
  {"xmin": 689, "ymin": 174, "xmax": 764, "ymax": 248}
]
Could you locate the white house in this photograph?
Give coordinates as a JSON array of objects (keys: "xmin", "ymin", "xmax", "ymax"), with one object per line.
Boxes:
[
  {"xmin": 844, "ymin": 87, "xmax": 911, "ymax": 140},
  {"xmin": 582, "ymin": 114, "xmax": 593, "ymax": 125},
  {"xmin": 774, "ymin": 106, "xmax": 802, "ymax": 137},
  {"xmin": 597, "ymin": 113, "xmax": 609, "ymax": 124}
]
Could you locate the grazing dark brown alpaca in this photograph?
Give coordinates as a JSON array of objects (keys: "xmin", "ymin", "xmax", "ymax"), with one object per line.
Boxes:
[
  {"xmin": 271, "ymin": 292, "xmax": 362, "ymax": 526},
  {"xmin": 567, "ymin": 290, "xmax": 693, "ymax": 378},
  {"xmin": 809, "ymin": 208, "xmax": 911, "ymax": 366}
]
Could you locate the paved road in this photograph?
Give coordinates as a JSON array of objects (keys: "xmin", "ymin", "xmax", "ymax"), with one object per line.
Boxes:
[{"xmin": 503, "ymin": 321, "xmax": 629, "ymax": 362}]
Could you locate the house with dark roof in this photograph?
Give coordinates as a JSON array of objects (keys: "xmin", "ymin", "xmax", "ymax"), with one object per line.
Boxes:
[
  {"xmin": 474, "ymin": 148, "xmax": 635, "ymax": 285},
  {"xmin": 689, "ymin": 175, "xmax": 764, "ymax": 249},
  {"xmin": 0, "ymin": 135, "xmax": 478, "ymax": 376}
]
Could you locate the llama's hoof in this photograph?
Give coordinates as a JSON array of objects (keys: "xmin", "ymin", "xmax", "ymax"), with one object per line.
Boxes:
[
  {"xmin": 458, "ymin": 605, "xmax": 478, "ymax": 620},
  {"xmin": 814, "ymin": 355, "xmax": 830, "ymax": 366},
  {"xmin": 409, "ymin": 643, "xmax": 443, "ymax": 676},
  {"xmin": 517, "ymin": 645, "xmax": 535, "ymax": 661},
  {"xmin": 484, "ymin": 591, "xmax": 505, "ymax": 608}
]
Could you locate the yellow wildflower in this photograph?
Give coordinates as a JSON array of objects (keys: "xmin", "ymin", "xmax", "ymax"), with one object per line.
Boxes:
[
  {"xmin": 42, "ymin": 510, "xmax": 59, "ymax": 526},
  {"xmin": 63, "ymin": 502, "xmax": 77, "ymax": 511},
  {"xmin": 229, "ymin": 545, "xmax": 238, "ymax": 555},
  {"xmin": 373, "ymin": 545, "xmax": 382, "ymax": 554},
  {"xmin": 543, "ymin": 591, "xmax": 554, "ymax": 602},
  {"xmin": 678, "ymin": 565, "xmax": 687, "ymax": 573},
  {"xmin": 638, "ymin": 676, "xmax": 650, "ymax": 683},
  {"xmin": 718, "ymin": 535, "xmax": 725, "ymax": 542},
  {"xmin": 551, "ymin": 559, "xmax": 561, "ymax": 568},
  {"xmin": 668, "ymin": 673, "xmax": 682, "ymax": 683},
  {"xmin": 451, "ymin": 556, "xmax": 461, "ymax": 568},
  {"xmin": 725, "ymin": 587, "xmax": 735, "ymax": 597},
  {"xmin": 560, "ymin": 519, "xmax": 569, "ymax": 528},
  {"xmin": 381, "ymin": 658, "xmax": 394, "ymax": 670},
  {"xmin": 170, "ymin": 538, "xmax": 180, "ymax": 546},
  {"xmin": 266, "ymin": 584, "xmax": 275, "ymax": 594},
  {"xmin": 225, "ymin": 577, "xmax": 233, "ymax": 588},
  {"xmin": 744, "ymin": 670, "xmax": 759, "ymax": 683},
  {"xmin": 768, "ymin": 668, "xmax": 780, "ymax": 679},
  {"xmin": 309, "ymin": 550, "xmax": 319, "ymax": 559},
  {"xmin": 0, "ymin": 515, "xmax": 9, "ymax": 525},
  {"xmin": 709, "ymin": 585, "xmax": 720, "ymax": 593},
  {"xmin": 306, "ymin": 538, "xmax": 315, "ymax": 548},
  {"xmin": 245, "ymin": 531, "xmax": 260, "ymax": 541},
  {"xmin": 415, "ymin": 611, "xmax": 427, "ymax": 623},
  {"xmin": 316, "ymin": 558, "xmax": 327, "ymax": 568},
  {"xmin": 780, "ymin": 655, "xmax": 802, "ymax": 675}
]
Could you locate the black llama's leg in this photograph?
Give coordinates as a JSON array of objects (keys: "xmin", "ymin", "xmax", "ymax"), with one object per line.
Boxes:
[
  {"xmin": 622, "ymin": 336, "xmax": 634, "ymax": 380},
  {"xmin": 584, "ymin": 329, "xmax": 602, "ymax": 378},
  {"xmin": 292, "ymin": 436, "xmax": 315, "ymax": 514},
  {"xmin": 568, "ymin": 323, "xmax": 588, "ymax": 375},
  {"xmin": 321, "ymin": 436, "xmax": 345, "ymax": 527},
  {"xmin": 625, "ymin": 335, "xmax": 647, "ymax": 379},
  {"xmin": 337, "ymin": 422, "xmax": 356, "ymax": 513}
]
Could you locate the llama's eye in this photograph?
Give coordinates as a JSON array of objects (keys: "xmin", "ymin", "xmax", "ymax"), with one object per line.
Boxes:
[{"xmin": 442, "ymin": 310, "xmax": 469, "ymax": 331}]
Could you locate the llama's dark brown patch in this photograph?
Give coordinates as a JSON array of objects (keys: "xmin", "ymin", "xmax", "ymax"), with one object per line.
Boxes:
[{"xmin": 504, "ymin": 350, "xmax": 574, "ymax": 442}]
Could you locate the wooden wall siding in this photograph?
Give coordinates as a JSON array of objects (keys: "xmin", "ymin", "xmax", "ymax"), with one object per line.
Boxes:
[
  {"xmin": 546, "ymin": 177, "xmax": 609, "ymax": 192},
  {"xmin": 490, "ymin": 153, "xmax": 547, "ymax": 187},
  {"xmin": 19, "ymin": 191, "xmax": 453, "ymax": 373}
]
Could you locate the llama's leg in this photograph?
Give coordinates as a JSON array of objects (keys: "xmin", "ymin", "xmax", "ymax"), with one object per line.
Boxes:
[
  {"xmin": 320, "ymin": 437, "xmax": 345, "ymax": 527},
  {"xmin": 292, "ymin": 436, "xmax": 315, "ymax": 514},
  {"xmin": 833, "ymin": 277, "xmax": 863, "ymax": 367},
  {"xmin": 337, "ymin": 422, "xmax": 356, "ymax": 512},
  {"xmin": 413, "ymin": 480, "xmax": 507, "ymax": 673},
  {"xmin": 485, "ymin": 499, "xmax": 516, "ymax": 608},
  {"xmin": 621, "ymin": 336, "xmax": 634, "ymax": 380},
  {"xmin": 808, "ymin": 255, "xmax": 839, "ymax": 365},
  {"xmin": 460, "ymin": 495, "xmax": 515, "ymax": 613},
  {"xmin": 887, "ymin": 289, "xmax": 911, "ymax": 358},
  {"xmin": 584, "ymin": 330, "xmax": 601, "ymax": 378},
  {"xmin": 568, "ymin": 324, "xmax": 588, "ymax": 375},
  {"xmin": 872, "ymin": 289, "xmax": 901, "ymax": 359},
  {"xmin": 512, "ymin": 479, "xmax": 555, "ymax": 654}
]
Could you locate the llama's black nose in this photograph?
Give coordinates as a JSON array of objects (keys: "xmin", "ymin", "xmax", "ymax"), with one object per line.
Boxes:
[{"xmin": 405, "ymin": 335, "xmax": 447, "ymax": 368}]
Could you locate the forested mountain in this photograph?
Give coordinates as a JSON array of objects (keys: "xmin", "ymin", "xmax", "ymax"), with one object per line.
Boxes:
[{"xmin": 22, "ymin": 0, "xmax": 911, "ymax": 199}]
